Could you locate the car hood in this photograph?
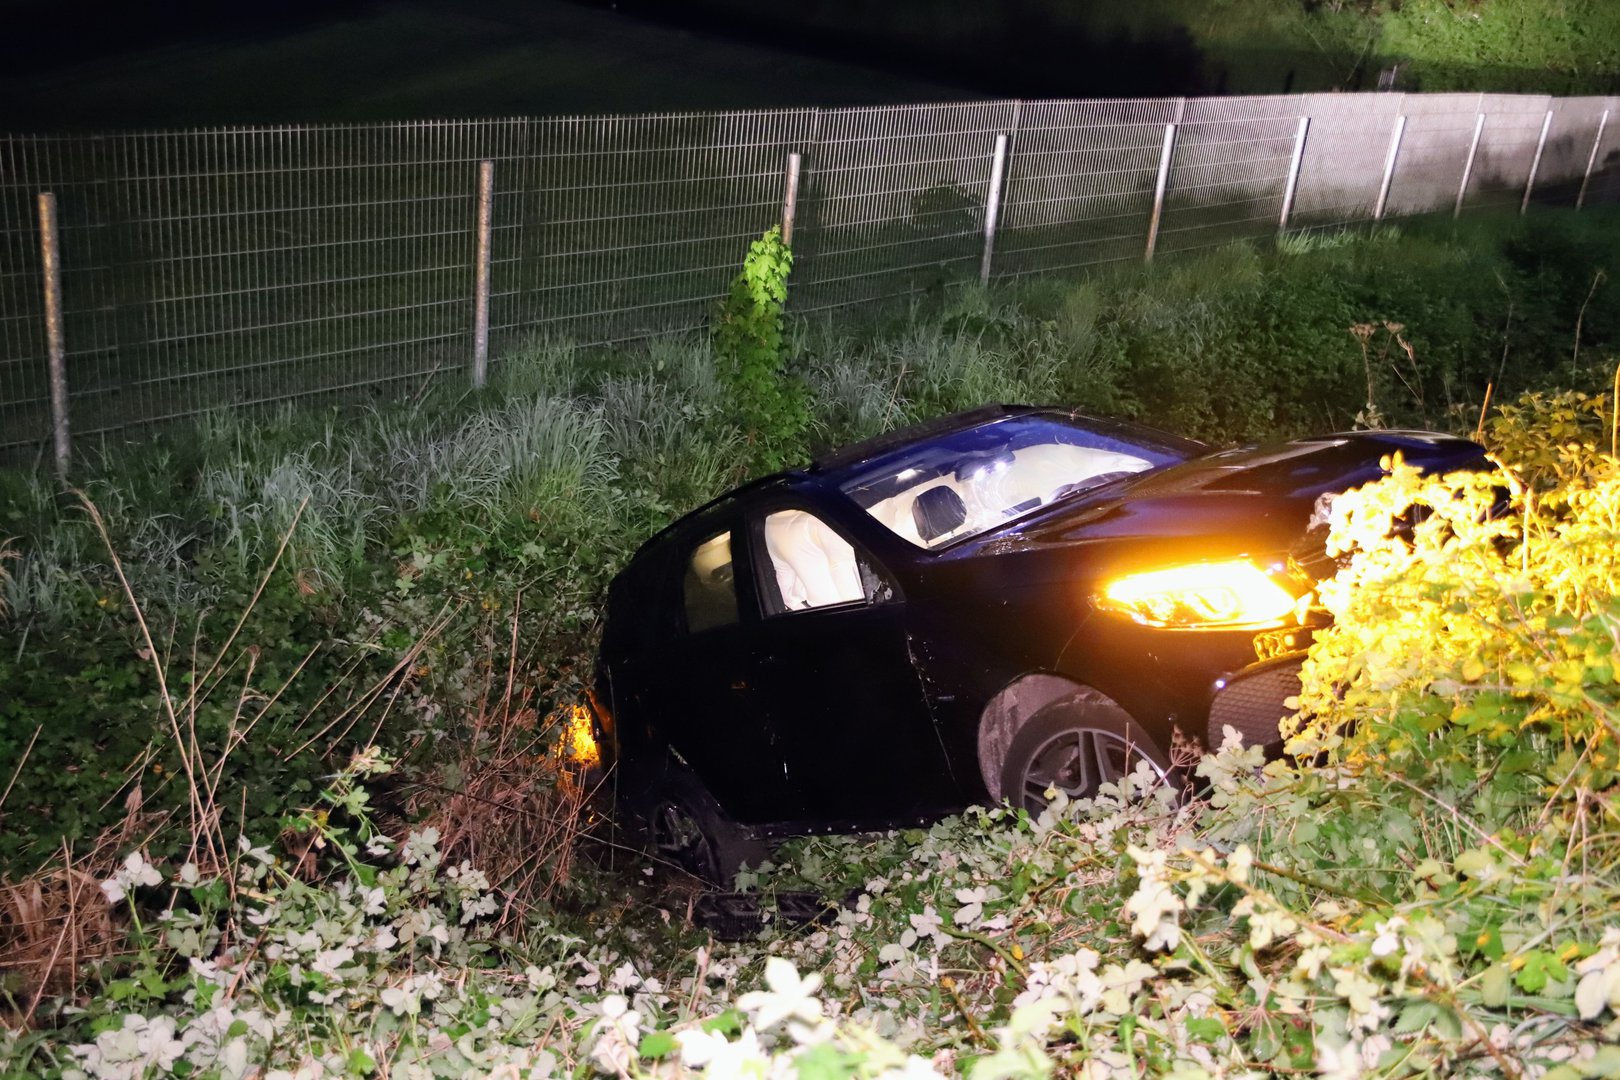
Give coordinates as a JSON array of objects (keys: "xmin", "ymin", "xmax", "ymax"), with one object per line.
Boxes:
[{"xmin": 965, "ymin": 429, "xmax": 1488, "ymax": 556}]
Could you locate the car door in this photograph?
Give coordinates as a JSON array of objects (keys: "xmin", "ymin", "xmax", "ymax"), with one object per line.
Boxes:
[
  {"xmin": 651, "ymin": 519, "xmax": 794, "ymax": 823},
  {"xmin": 745, "ymin": 503, "xmax": 957, "ymax": 823}
]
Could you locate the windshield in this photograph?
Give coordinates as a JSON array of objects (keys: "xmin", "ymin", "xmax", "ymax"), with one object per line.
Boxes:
[{"xmin": 837, "ymin": 414, "xmax": 1190, "ymax": 549}]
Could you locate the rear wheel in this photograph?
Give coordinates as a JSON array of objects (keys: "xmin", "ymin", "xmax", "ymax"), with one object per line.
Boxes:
[
  {"xmin": 642, "ymin": 764, "xmax": 768, "ymax": 886},
  {"xmin": 999, "ymin": 690, "xmax": 1172, "ymax": 814}
]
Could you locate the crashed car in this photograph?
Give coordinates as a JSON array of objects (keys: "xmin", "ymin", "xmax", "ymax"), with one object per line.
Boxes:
[{"xmin": 588, "ymin": 405, "xmax": 1486, "ymax": 881}]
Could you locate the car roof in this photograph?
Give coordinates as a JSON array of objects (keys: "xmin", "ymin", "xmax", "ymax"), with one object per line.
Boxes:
[
  {"xmin": 806, "ymin": 404, "xmax": 1036, "ymax": 473},
  {"xmin": 618, "ymin": 404, "xmax": 1189, "ymax": 571}
]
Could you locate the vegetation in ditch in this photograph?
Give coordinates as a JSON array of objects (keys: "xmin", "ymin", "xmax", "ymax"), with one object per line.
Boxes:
[
  {"xmin": 2, "ymin": 389, "xmax": 1618, "ymax": 1077},
  {"xmin": 0, "ymin": 209, "xmax": 1617, "ymax": 1075},
  {"xmin": 712, "ymin": 225, "xmax": 808, "ymax": 474}
]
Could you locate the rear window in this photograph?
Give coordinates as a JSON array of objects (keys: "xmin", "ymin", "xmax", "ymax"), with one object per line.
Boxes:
[{"xmin": 683, "ymin": 530, "xmax": 739, "ymax": 632}]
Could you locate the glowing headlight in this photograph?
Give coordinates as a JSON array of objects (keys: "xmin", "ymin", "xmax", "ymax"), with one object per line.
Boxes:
[{"xmin": 1099, "ymin": 559, "xmax": 1296, "ymax": 629}]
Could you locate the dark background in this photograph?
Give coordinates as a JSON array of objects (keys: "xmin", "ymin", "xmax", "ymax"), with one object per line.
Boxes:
[{"xmin": 2, "ymin": 0, "xmax": 1616, "ymax": 132}]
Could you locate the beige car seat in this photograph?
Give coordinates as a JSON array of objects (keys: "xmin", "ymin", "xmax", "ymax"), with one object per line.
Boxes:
[{"xmin": 764, "ymin": 510, "xmax": 865, "ymax": 610}]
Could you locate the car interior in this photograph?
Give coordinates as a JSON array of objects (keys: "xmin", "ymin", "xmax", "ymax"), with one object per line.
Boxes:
[
  {"xmin": 861, "ymin": 442, "xmax": 1153, "ymax": 548},
  {"xmin": 762, "ymin": 509, "xmax": 867, "ymax": 611}
]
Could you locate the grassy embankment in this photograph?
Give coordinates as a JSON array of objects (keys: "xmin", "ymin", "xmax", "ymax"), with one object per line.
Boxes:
[
  {"xmin": 1, "ymin": 209, "xmax": 1618, "ymax": 1077},
  {"xmin": 616, "ymin": 0, "xmax": 1620, "ymax": 96}
]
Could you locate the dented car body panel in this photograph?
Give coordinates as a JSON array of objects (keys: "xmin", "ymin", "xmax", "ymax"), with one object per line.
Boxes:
[{"xmin": 595, "ymin": 406, "xmax": 1487, "ymax": 836}]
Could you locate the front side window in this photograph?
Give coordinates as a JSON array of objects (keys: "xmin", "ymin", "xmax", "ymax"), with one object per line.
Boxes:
[
  {"xmin": 762, "ymin": 509, "xmax": 894, "ymax": 614},
  {"xmin": 836, "ymin": 415, "xmax": 1189, "ymax": 549},
  {"xmin": 683, "ymin": 530, "xmax": 737, "ymax": 632}
]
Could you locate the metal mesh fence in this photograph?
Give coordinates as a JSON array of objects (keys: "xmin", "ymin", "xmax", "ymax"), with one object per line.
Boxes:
[
  {"xmin": 793, "ymin": 101, "xmax": 1015, "ymax": 312},
  {"xmin": 1157, "ymin": 96, "xmax": 1304, "ymax": 257},
  {"xmin": 2, "ymin": 92, "xmax": 1616, "ymax": 453},
  {"xmin": 997, "ymin": 99, "xmax": 1180, "ymax": 278}
]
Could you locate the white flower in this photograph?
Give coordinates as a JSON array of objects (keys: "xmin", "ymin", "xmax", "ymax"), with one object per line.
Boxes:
[
  {"xmin": 590, "ymin": 995, "xmax": 642, "ymax": 1074},
  {"xmin": 99, "ymin": 852, "xmax": 164, "ymax": 905},
  {"xmin": 1331, "ymin": 967, "xmax": 1391, "ymax": 1031},
  {"xmin": 312, "ymin": 946, "xmax": 355, "ymax": 979},
  {"xmin": 1369, "ymin": 916, "xmax": 1407, "ymax": 959},
  {"xmin": 1574, "ymin": 928, "xmax": 1620, "ymax": 1020},
  {"xmin": 1097, "ymin": 960, "xmax": 1155, "ymax": 1015},
  {"xmin": 401, "ymin": 828, "xmax": 440, "ymax": 867},
  {"xmin": 876, "ymin": 1056, "xmax": 948, "ymax": 1080},
  {"xmin": 1247, "ymin": 907, "xmax": 1299, "ymax": 951},
  {"xmin": 70, "ymin": 1014, "xmax": 186, "ymax": 1080},
  {"xmin": 736, "ymin": 957, "xmax": 824, "ymax": 1031},
  {"xmin": 701, "ymin": 1027, "xmax": 769, "ymax": 1078},
  {"xmin": 1124, "ymin": 845, "xmax": 1183, "ymax": 953},
  {"xmin": 908, "ymin": 905, "xmax": 947, "ymax": 949},
  {"xmin": 953, "ymin": 886, "xmax": 987, "ymax": 927},
  {"xmin": 675, "ymin": 1026, "xmax": 730, "ymax": 1068}
]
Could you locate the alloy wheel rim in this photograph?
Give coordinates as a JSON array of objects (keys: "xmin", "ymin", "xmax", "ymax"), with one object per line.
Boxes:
[
  {"xmin": 1019, "ymin": 727, "xmax": 1166, "ymax": 811},
  {"xmin": 651, "ymin": 801, "xmax": 718, "ymax": 880}
]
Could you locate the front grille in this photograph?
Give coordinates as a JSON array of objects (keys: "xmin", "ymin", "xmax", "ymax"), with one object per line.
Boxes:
[{"xmin": 1208, "ymin": 658, "xmax": 1304, "ymax": 750}]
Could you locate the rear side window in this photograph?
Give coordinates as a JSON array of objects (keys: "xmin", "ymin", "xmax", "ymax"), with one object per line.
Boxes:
[{"xmin": 683, "ymin": 530, "xmax": 738, "ymax": 632}]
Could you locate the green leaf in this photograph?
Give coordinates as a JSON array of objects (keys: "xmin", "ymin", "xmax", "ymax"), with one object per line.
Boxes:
[
  {"xmin": 637, "ymin": 1031, "xmax": 677, "ymax": 1060},
  {"xmin": 1513, "ymin": 949, "xmax": 1567, "ymax": 994},
  {"xmin": 1394, "ymin": 1000, "xmax": 1438, "ymax": 1034}
]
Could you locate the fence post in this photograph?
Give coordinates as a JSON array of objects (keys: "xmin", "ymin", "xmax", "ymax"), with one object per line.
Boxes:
[
  {"xmin": 780, "ymin": 152, "xmax": 802, "ymax": 247},
  {"xmin": 1455, "ymin": 112, "xmax": 1485, "ymax": 218},
  {"xmin": 1577, "ymin": 110, "xmax": 1610, "ymax": 210},
  {"xmin": 471, "ymin": 160, "xmax": 494, "ymax": 390},
  {"xmin": 1278, "ymin": 116, "xmax": 1310, "ymax": 231},
  {"xmin": 980, "ymin": 133, "xmax": 1008, "ymax": 286},
  {"xmin": 37, "ymin": 192, "xmax": 70, "ymax": 480},
  {"xmin": 1521, "ymin": 109, "xmax": 1554, "ymax": 215},
  {"xmin": 1373, "ymin": 114, "xmax": 1406, "ymax": 221},
  {"xmin": 1145, "ymin": 122, "xmax": 1178, "ymax": 263}
]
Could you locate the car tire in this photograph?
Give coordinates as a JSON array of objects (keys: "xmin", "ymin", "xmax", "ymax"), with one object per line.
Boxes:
[
  {"xmin": 998, "ymin": 688, "xmax": 1174, "ymax": 814},
  {"xmin": 643, "ymin": 763, "xmax": 768, "ymax": 887}
]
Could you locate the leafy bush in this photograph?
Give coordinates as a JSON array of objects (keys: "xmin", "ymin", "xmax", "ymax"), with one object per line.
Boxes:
[{"xmin": 713, "ymin": 226, "xmax": 808, "ymax": 472}]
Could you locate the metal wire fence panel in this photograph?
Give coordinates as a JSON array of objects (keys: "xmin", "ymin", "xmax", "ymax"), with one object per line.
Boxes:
[
  {"xmin": 1157, "ymin": 96, "xmax": 1304, "ymax": 257},
  {"xmin": 1587, "ymin": 98, "xmax": 1620, "ymax": 208},
  {"xmin": 502, "ymin": 109, "xmax": 814, "ymax": 347},
  {"xmin": 1385, "ymin": 93, "xmax": 1483, "ymax": 218},
  {"xmin": 1289, "ymin": 93, "xmax": 1406, "ymax": 228},
  {"xmin": 0, "ymin": 137, "xmax": 50, "ymax": 451},
  {"xmin": 99, "ymin": 121, "xmax": 529, "ymax": 435},
  {"xmin": 0, "ymin": 134, "xmax": 122, "ymax": 453},
  {"xmin": 1, "ymin": 93, "xmax": 1614, "ymax": 453},
  {"xmin": 1462, "ymin": 94, "xmax": 1554, "ymax": 213},
  {"xmin": 995, "ymin": 98, "xmax": 1181, "ymax": 278},
  {"xmin": 1534, "ymin": 97, "xmax": 1613, "ymax": 207},
  {"xmin": 792, "ymin": 101, "xmax": 1017, "ymax": 311}
]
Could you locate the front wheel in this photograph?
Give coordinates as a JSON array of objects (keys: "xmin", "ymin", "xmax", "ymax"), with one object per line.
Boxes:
[{"xmin": 998, "ymin": 690, "xmax": 1173, "ymax": 815}]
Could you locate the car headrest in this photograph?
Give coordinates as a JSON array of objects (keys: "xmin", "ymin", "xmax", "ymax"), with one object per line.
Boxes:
[{"xmin": 912, "ymin": 486, "xmax": 967, "ymax": 542}]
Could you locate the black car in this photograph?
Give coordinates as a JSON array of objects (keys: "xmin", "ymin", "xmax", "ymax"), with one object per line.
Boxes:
[{"xmin": 589, "ymin": 405, "xmax": 1486, "ymax": 881}]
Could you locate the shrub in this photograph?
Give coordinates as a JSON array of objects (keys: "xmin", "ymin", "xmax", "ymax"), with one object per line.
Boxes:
[{"xmin": 713, "ymin": 226, "xmax": 808, "ymax": 473}]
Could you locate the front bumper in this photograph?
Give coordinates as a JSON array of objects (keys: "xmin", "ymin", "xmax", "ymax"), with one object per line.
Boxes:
[{"xmin": 1207, "ymin": 654, "xmax": 1306, "ymax": 751}]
